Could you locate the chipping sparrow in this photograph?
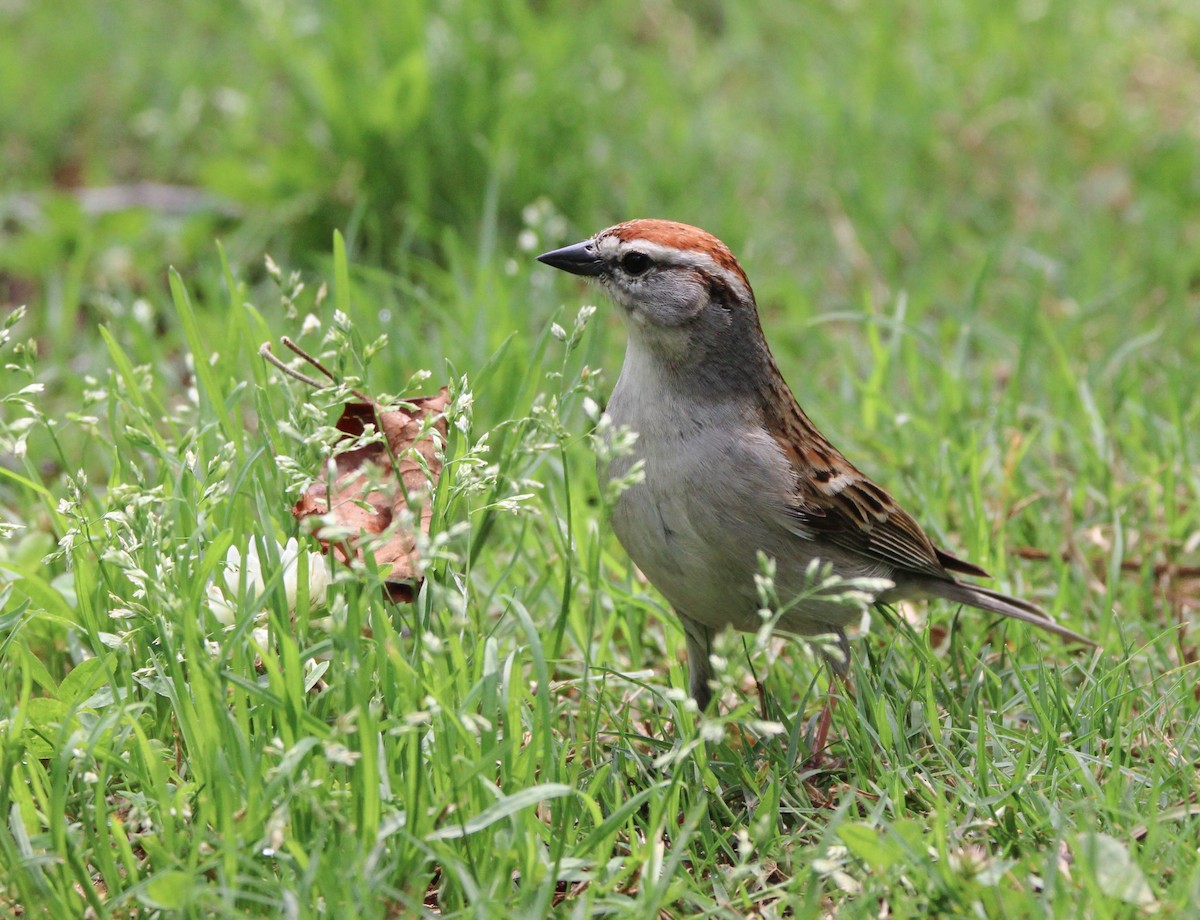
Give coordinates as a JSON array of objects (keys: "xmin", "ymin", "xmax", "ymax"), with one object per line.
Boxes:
[{"xmin": 538, "ymin": 219, "xmax": 1093, "ymax": 713}]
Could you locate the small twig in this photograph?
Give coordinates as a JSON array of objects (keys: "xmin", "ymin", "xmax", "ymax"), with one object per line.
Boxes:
[
  {"xmin": 259, "ymin": 342, "xmax": 327, "ymax": 389},
  {"xmin": 259, "ymin": 338, "xmax": 371, "ymax": 402},
  {"xmin": 282, "ymin": 336, "xmax": 337, "ymax": 383},
  {"xmin": 1013, "ymin": 546, "xmax": 1200, "ymax": 579},
  {"xmin": 1132, "ymin": 801, "xmax": 1200, "ymax": 842},
  {"xmin": 282, "ymin": 336, "xmax": 373, "ymax": 402}
]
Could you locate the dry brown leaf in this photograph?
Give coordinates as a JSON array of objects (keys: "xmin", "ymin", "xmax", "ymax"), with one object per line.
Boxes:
[
  {"xmin": 262, "ymin": 335, "xmax": 450, "ymax": 604},
  {"xmin": 292, "ymin": 391, "xmax": 449, "ymax": 602}
]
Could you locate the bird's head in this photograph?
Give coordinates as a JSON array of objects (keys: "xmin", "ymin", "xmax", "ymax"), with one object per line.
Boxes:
[{"xmin": 538, "ymin": 219, "xmax": 761, "ymax": 365}]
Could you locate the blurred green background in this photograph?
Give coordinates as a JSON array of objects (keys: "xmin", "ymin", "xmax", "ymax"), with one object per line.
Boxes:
[{"xmin": 6, "ymin": 0, "xmax": 1199, "ymax": 317}]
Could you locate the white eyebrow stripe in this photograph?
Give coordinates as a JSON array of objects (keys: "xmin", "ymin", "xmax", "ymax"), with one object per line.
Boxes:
[{"xmin": 604, "ymin": 237, "xmax": 751, "ymax": 299}]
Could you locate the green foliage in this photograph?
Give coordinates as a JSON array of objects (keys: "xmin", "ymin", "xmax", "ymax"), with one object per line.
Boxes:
[{"xmin": 2, "ymin": 0, "xmax": 1200, "ymax": 916}]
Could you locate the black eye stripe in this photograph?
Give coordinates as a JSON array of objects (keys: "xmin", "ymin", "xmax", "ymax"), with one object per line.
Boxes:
[{"xmin": 619, "ymin": 251, "xmax": 653, "ymax": 275}]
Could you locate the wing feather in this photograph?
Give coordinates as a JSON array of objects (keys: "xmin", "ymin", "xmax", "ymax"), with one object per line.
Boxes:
[
  {"xmin": 764, "ymin": 400, "xmax": 977, "ymax": 582},
  {"xmin": 785, "ymin": 489, "xmax": 950, "ymax": 578}
]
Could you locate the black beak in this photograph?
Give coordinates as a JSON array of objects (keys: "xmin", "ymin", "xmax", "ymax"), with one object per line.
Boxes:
[{"xmin": 536, "ymin": 240, "xmax": 604, "ymax": 277}]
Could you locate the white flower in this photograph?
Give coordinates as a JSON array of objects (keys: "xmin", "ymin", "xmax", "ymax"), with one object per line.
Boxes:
[
  {"xmin": 280, "ymin": 537, "xmax": 330, "ymax": 610},
  {"xmin": 207, "ymin": 537, "xmax": 330, "ymax": 625}
]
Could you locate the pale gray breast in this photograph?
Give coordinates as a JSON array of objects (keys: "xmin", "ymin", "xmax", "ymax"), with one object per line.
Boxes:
[
  {"xmin": 602, "ymin": 342, "xmax": 892, "ymax": 633},
  {"xmin": 603, "ymin": 351, "xmax": 803, "ymax": 627}
]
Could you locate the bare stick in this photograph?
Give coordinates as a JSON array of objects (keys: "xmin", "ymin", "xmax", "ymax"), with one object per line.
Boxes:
[
  {"xmin": 259, "ymin": 342, "xmax": 328, "ymax": 389},
  {"xmin": 260, "ymin": 338, "xmax": 371, "ymax": 402}
]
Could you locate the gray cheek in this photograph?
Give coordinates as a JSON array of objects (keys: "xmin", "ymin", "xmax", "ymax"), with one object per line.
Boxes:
[{"xmin": 640, "ymin": 276, "xmax": 705, "ymax": 326}]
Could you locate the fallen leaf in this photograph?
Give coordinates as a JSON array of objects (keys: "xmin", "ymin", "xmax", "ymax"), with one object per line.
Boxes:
[{"xmin": 292, "ymin": 391, "xmax": 449, "ymax": 602}]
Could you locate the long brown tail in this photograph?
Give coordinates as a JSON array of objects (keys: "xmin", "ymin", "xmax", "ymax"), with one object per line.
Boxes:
[{"xmin": 922, "ymin": 579, "xmax": 1097, "ymax": 647}]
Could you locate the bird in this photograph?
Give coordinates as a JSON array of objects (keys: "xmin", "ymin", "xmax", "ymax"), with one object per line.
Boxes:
[{"xmin": 537, "ymin": 219, "xmax": 1093, "ymax": 717}]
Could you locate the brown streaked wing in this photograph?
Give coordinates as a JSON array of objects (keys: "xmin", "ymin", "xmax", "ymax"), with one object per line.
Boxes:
[
  {"xmin": 760, "ymin": 349, "xmax": 959, "ymax": 581},
  {"xmin": 786, "ymin": 473, "xmax": 953, "ymax": 580}
]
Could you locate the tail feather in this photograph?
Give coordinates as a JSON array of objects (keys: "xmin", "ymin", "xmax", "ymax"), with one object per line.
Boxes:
[
  {"xmin": 934, "ymin": 548, "xmax": 990, "ymax": 579},
  {"xmin": 923, "ymin": 579, "xmax": 1096, "ymax": 647}
]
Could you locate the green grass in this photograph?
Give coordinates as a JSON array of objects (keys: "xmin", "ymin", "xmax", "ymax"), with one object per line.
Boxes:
[{"xmin": 2, "ymin": 0, "xmax": 1199, "ymax": 916}]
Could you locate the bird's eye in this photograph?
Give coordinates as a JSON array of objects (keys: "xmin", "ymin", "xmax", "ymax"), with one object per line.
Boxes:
[{"xmin": 619, "ymin": 251, "xmax": 652, "ymax": 276}]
